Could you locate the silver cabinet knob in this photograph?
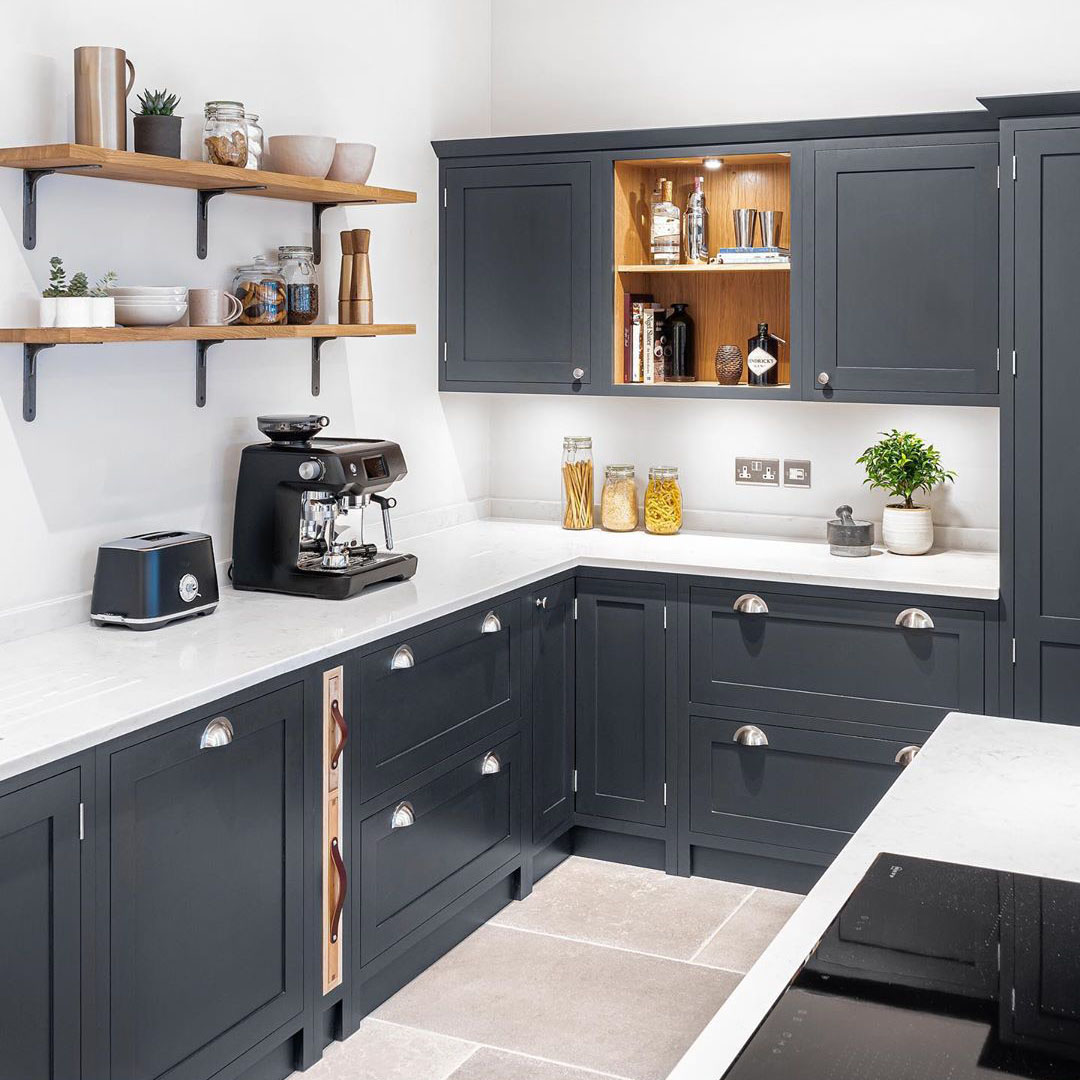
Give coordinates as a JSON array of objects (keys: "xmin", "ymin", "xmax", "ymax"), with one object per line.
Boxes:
[
  {"xmin": 733, "ymin": 593, "xmax": 769, "ymax": 615},
  {"xmin": 391, "ymin": 801, "xmax": 415, "ymax": 829},
  {"xmin": 481, "ymin": 751, "xmax": 501, "ymax": 775},
  {"xmin": 733, "ymin": 724, "xmax": 769, "ymax": 747},
  {"xmin": 199, "ymin": 716, "xmax": 234, "ymax": 749},
  {"xmin": 535, "ymin": 596, "xmax": 548, "ymax": 609},
  {"xmin": 895, "ymin": 608, "xmax": 935, "ymax": 630},
  {"xmin": 572, "ymin": 367, "xmax": 585, "ymax": 380},
  {"xmin": 481, "ymin": 611, "xmax": 502, "ymax": 634},
  {"xmin": 895, "ymin": 745, "xmax": 921, "ymax": 768},
  {"xmin": 817, "ymin": 372, "xmax": 830, "ymax": 386},
  {"xmin": 390, "ymin": 644, "xmax": 415, "ymax": 670}
]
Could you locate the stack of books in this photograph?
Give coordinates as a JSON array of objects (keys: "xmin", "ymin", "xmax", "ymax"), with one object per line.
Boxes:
[
  {"xmin": 622, "ymin": 294, "xmax": 670, "ymax": 383},
  {"xmin": 711, "ymin": 247, "xmax": 791, "ymax": 266}
]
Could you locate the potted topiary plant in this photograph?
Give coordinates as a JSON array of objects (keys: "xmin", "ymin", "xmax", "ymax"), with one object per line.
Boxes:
[
  {"xmin": 857, "ymin": 430, "xmax": 956, "ymax": 555},
  {"xmin": 132, "ymin": 88, "xmax": 182, "ymax": 157},
  {"xmin": 90, "ymin": 271, "xmax": 118, "ymax": 328}
]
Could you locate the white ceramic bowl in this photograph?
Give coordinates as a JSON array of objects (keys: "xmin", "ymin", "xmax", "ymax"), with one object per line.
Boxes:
[
  {"xmin": 114, "ymin": 298, "xmax": 188, "ymax": 326},
  {"xmin": 266, "ymin": 135, "xmax": 336, "ymax": 178},
  {"xmin": 326, "ymin": 142, "xmax": 376, "ymax": 184},
  {"xmin": 108, "ymin": 286, "xmax": 188, "ymax": 297}
]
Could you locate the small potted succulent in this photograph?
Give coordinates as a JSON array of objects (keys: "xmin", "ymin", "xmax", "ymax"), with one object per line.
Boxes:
[
  {"xmin": 857, "ymin": 429, "xmax": 956, "ymax": 555},
  {"xmin": 56, "ymin": 269, "xmax": 91, "ymax": 328},
  {"xmin": 90, "ymin": 271, "xmax": 118, "ymax": 328},
  {"xmin": 39, "ymin": 256, "xmax": 67, "ymax": 327},
  {"xmin": 39, "ymin": 258, "xmax": 116, "ymax": 328},
  {"xmin": 132, "ymin": 88, "xmax": 182, "ymax": 158}
]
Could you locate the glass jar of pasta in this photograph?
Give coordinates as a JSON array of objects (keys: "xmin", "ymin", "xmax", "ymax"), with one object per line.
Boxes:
[
  {"xmin": 561, "ymin": 436, "xmax": 593, "ymax": 530},
  {"xmin": 601, "ymin": 464, "xmax": 637, "ymax": 532},
  {"xmin": 644, "ymin": 466, "xmax": 683, "ymax": 535}
]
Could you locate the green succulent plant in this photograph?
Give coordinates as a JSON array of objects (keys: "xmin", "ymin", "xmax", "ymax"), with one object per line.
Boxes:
[
  {"xmin": 67, "ymin": 271, "xmax": 89, "ymax": 298},
  {"xmin": 42, "ymin": 255, "xmax": 67, "ymax": 297},
  {"xmin": 92, "ymin": 271, "xmax": 118, "ymax": 298},
  {"xmin": 856, "ymin": 429, "xmax": 956, "ymax": 509},
  {"xmin": 134, "ymin": 88, "xmax": 180, "ymax": 116}
]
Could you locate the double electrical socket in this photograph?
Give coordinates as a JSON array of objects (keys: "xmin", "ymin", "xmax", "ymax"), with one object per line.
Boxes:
[{"xmin": 735, "ymin": 457, "xmax": 812, "ymax": 488}]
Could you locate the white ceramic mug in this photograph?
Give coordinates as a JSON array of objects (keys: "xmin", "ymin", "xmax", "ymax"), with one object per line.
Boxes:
[{"xmin": 189, "ymin": 288, "xmax": 243, "ymax": 326}]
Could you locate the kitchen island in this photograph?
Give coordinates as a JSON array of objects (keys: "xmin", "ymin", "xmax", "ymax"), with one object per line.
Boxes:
[{"xmin": 668, "ymin": 711, "xmax": 1080, "ymax": 1079}]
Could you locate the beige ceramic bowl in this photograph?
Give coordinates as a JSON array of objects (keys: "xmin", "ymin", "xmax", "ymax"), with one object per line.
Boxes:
[
  {"xmin": 266, "ymin": 135, "xmax": 336, "ymax": 178},
  {"xmin": 326, "ymin": 142, "xmax": 376, "ymax": 184}
]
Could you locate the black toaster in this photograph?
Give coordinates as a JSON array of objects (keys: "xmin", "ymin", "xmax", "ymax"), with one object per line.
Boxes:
[{"xmin": 90, "ymin": 531, "xmax": 219, "ymax": 630}]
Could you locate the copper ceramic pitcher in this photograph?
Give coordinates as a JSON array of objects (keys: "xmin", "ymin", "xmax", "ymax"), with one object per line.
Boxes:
[{"xmin": 74, "ymin": 46, "xmax": 136, "ymax": 150}]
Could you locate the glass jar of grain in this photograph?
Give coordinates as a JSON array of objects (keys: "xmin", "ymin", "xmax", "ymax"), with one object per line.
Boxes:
[
  {"xmin": 644, "ymin": 466, "xmax": 683, "ymax": 535},
  {"xmin": 601, "ymin": 464, "xmax": 637, "ymax": 532},
  {"xmin": 561, "ymin": 436, "xmax": 593, "ymax": 530}
]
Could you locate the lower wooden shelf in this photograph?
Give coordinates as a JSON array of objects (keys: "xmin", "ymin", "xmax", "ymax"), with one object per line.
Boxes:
[{"xmin": 2, "ymin": 323, "xmax": 416, "ymax": 421}]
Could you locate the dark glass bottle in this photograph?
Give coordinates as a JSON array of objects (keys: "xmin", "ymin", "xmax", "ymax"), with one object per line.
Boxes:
[
  {"xmin": 667, "ymin": 303, "xmax": 695, "ymax": 382},
  {"xmin": 746, "ymin": 321, "xmax": 780, "ymax": 386}
]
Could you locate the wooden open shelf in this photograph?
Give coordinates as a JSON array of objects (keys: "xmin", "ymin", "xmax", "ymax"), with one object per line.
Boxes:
[{"xmin": 613, "ymin": 153, "xmax": 792, "ymax": 389}]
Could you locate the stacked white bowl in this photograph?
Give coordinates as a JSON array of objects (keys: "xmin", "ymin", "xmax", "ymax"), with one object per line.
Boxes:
[{"xmin": 108, "ymin": 286, "xmax": 188, "ymax": 327}]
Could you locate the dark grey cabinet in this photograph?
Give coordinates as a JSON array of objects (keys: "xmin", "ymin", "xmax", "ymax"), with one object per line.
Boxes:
[
  {"xmin": 442, "ymin": 162, "xmax": 592, "ymax": 388},
  {"xmin": 809, "ymin": 136, "xmax": 1000, "ymax": 401},
  {"xmin": 1011, "ymin": 123, "xmax": 1080, "ymax": 722},
  {"xmin": 108, "ymin": 684, "xmax": 304, "ymax": 1080},
  {"xmin": 528, "ymin": 579, "xmax": 576, "ymax": 844},
  {"xmin": 0, "ymin": 770, "xmax": 81, "ymax": 1080},
  {"xmin": 575, "ymin": 578, "xmax": 667, "ymax": 826}
]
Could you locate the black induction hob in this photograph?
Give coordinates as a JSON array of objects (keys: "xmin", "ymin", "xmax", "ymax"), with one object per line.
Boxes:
[{"xmin": 722, "ymin": 854, "xmax": 1080, "ymax": 1079}]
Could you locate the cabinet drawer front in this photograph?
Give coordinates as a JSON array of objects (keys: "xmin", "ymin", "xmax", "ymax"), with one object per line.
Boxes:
[
  {"xmin": 689, "ymin": 586, "xmax": 983, "ymax": 729},
  {"xmin": 690, "ymin": 715, "xmax": 917, "ymax": 853},
  {"xmin": 110, "ymin": 684, "xmax": 304, "ymax": 1080},
  {"xmin": 359, "ymin": 734, "xmax": 521, "ymax": 966},
  {"xmin": 359, "ymin": 599, "xmax": 520, "ymax": 800}
]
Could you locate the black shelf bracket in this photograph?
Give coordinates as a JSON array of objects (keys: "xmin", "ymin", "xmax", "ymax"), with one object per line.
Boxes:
[
  {"xmin": 195, "ymin": 339, "xmax": 224, "ymax": 407},
  {"xmin": 23, "ymin": 165, "xmax": 103, "ymax": 249},
  {"xmin": 312, "ymin": 203, "xmax": 337, "ymax": 265},
  {"xmin": 22, "ymin": 342, "xmax": 55, "ymax": 422},
  {"xmin": 196, "ymin": 185, "xmax": 267, "ymax": 259},
  {"xmin": 311, "ymin": 337, "xmax": 332, "ymax": 395}
]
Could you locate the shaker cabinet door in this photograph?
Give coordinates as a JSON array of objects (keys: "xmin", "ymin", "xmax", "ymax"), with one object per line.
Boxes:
[
  {"xmin": 0, "ymin": 771, "xmax": 82, "ymax": 1080},
  {"xmin": 811, "ymin": 137, "xmax": 999, "ymax": 399},
  {"xmin": 443, "ymin": 162, "xmax": 592, "ymax": 387}
]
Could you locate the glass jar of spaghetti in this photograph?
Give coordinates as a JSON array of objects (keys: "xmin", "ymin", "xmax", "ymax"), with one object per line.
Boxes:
[
  {"xmin": 644, "ymin": 465, "xmax": 682, "ymax": 535},
  {"xmin": 561, "ymin": 436, "xmax": 593, "ymax": 530}
]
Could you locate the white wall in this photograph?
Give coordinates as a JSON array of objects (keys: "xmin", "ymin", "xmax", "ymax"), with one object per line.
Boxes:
[
  {"xmin": 0, "ymin": 0, "xmax": 493, "ymax": 613},
  {"xmin": 484, "ymin": 0, "xmax": 1016, "ymax": 541}
]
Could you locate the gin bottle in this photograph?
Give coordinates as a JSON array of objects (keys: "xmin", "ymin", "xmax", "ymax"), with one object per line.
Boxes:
[
  {"xmin": 650, "ymin": 179, "xmax": 680, "ymax": 265},
  {"xmin": 683, "ymin": 175, "xmax": 708, "ymax": 263}
]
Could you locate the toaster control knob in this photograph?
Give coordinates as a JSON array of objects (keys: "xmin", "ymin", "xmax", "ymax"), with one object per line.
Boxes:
[
  {"xmin": 298, "ymin": 459, "xmax": 324, "ymax": 481},
  {"xmin": 178, "ymin": 574, "xmax": 200, "ymax": 603}
]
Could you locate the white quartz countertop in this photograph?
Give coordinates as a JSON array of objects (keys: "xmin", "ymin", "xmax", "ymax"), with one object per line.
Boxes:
[
  {"xmin": 668, "ymin": 711, "xmax": 1080, "ymax": 1080},
  {"xmin": 0, "ymin": 519, "xmax": 997, "ymax": 783}
]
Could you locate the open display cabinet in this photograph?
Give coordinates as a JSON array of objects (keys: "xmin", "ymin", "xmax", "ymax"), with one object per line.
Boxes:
[{"xmin": 612, "ymin": 151, "xmax": 795, "ymax": 394}]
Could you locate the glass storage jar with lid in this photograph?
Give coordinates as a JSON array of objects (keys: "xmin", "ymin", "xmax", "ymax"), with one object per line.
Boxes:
[
  {"xmin": 277, "ymin": 245, "xmax": 319, "ymax": 325},
  {"xmin": 244, "ymin": 112, "xmax": 264, "ymax": 170},
  {"xmin": 231, "ymin": 255, "xmax": 287, "ymax": 325},
  {"xmin": 644, "ymin": 465, "xmax": 683, "ymax": 535},
  {"xmin": 561, "ymin": 436, "xmax": 594, "ymax": 530},
  {"xmin": 203, "ymin": 101, "xmax": 248, "ymax": 167},
  {"xmin": 601, "ymin": 464, "xmax": 638, "ymax": 532}
]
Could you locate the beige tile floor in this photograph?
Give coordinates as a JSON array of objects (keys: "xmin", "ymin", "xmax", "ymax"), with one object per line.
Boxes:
[{"xmin": 305, "ymin": 856, "xmax": 802, "ymax": 1080}]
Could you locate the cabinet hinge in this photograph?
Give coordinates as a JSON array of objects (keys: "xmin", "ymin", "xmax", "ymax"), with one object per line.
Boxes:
[
  {"xmin": 1012, "ymin": 155, "xmax": 1017, "ymax": 181},
  {"xmin": 1012, "ymin": 350, "xmax": 1017, "ymax": 377},
  {"xmin": 1012, "ymin": 638, "xmax": 1017, "ymax": 665},
  {"xmin": 662, "ymin": 782, "xmax": 668, "ymax": 806},
  {"xmin": 573, "ymin": 597, "xmax": 578, "ymax": 621},
  {"xmin": 443, "ymin": 187, "xmax": 447, "ymax": 208},
  {"xmin": 79, "ymin": 802, "xmax": 84, "ymax": 841},
  {"xmin": 572, "ymin": 769, "xmax": 578, "ymax": 793},
  {"xmin": 663, "ymin": 605, "xmax": 668, "ymax": 630}
]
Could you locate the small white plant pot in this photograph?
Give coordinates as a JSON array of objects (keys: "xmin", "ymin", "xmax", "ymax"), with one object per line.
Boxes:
[
  {"xmin": 54, "ymin": 297, "xmax": 93, "ymax": 328},
  {"xmin": 882, "ymin": 505, "xmax": 934, "ymax": 555},
  {"xmin": 38, "ymin": 297, "xmax": 57, "ymax": 327},
  {"xmin": 90, "ymin": 297, "xmax": 115, "ymax": 328}
]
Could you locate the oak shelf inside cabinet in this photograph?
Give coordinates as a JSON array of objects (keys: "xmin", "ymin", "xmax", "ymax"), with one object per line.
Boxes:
[{"xmin": 617, "ymin": 262, "xmax": 790, "ymax": 273}]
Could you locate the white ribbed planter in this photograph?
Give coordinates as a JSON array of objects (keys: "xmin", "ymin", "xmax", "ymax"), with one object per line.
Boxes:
[{"xmin": 882, "ymin": 505, "xmax": 934, "ymax": 555}]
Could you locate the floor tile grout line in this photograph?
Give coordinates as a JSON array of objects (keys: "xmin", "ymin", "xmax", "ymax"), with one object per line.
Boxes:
[
  {"xmin": 687, "ymin": 887, "xmax": 757, "ymax": 962},
  {"xmin": 370, "ymin": 1016, "xmax": 636, "ymax": 1080},
  {"xmin": 484, "ymin": 920, "xmax": 748, "ymax": 972},
  {"xmin": 359, "ymin": 1018, "xmax": 480, "ymax": 1080}
]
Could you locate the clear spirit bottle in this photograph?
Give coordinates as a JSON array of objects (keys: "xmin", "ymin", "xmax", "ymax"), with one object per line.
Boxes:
[
  {"xmin": 650, "ymin": 179, "xmax": 681, "ymax": 265},
  {"xmin": 683, "ymin": 175, "xmax": 708, "ymax": 264}
]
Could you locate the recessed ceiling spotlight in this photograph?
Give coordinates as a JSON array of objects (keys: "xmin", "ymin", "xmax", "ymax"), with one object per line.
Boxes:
[{"xmin": 703, "ymin": 157, "xmax": 723, "ymax": 170}]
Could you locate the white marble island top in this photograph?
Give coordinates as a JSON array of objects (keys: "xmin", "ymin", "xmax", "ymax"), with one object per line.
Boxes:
[
  {"xmin": 668, "ymin": 711, "xmax": 1080, "ymax": 1080},
  {"xmin": 0, "ymin": 519, "xmax": 997, "ymax": 783}
]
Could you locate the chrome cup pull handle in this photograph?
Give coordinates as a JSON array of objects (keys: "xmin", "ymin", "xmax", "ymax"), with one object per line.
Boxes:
[
  {"xmin": 895, "ymin": 608, "xmax": 935, "ymax": 630},
  {"xmin": 199, "ymin": 716, "xmax": 234, "ymax": 749},
  {"xmin": 535, "ymin": 596, "xmax": 548, "ymax": 609},
  {"xmin": 895, "ymin": 745, "xmax": 921, "ymax": 768},
  {"xmin": 481, "ymin": 751, "xmax": 501, "ymax": 775},
  {"xmin": 733, "ymin": 594, "xmax": 769, "ymax": 615},
  {"xmin": 391, "ymin": 644, "xmax": 415, "ymax": 670},
  {"xmin": 733, "ymin": 724, "xmax": 769, "ymax": 747},
  {"xmin": 481, "ymin": 611, "xmax": 502, "ymax": 634},
  {"xmin": 391, "ymin": 801, "xmax": 415, "ymax": 829}
]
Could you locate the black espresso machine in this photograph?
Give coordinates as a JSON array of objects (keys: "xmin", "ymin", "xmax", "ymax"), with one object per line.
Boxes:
[{"xmin": 231, "ymin": 415, "xmax": 418, "ymax": 600}]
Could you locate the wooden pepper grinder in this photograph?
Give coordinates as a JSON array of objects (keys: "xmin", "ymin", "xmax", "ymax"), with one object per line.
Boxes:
[
  {"xmin": 349, "ymin": 228, "xmax": 373, "ymax": 325},
  {"xmin": 338, "ymin": 230, "xmax": 354, "ymax": 324}
]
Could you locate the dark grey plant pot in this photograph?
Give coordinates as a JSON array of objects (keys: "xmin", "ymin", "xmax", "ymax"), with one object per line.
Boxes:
[{"xmin": 133, "ymin": 114, "xmax": 182, "ymax": 158}]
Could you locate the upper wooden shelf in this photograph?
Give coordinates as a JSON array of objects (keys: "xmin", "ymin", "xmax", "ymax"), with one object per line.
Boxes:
[
  {"xmin": 0, "ymin": 324, "xmax": 415, "ymax": 344},
  {"xmin": 617, "ymin": 262, "xmax": 790, "ymax": 274},
  {"xmin": 0, "ymin": 144, "xmax": 416, "ymax": 205}
]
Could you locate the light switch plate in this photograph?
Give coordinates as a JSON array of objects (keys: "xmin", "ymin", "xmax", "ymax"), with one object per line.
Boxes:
[
  {"xmin": 735, "ymin": 457, "xmax": 780, "ymax": 486},
  {"xmin": 783, "ymin": 459, "xmax": 812, "ymax": 488}
]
